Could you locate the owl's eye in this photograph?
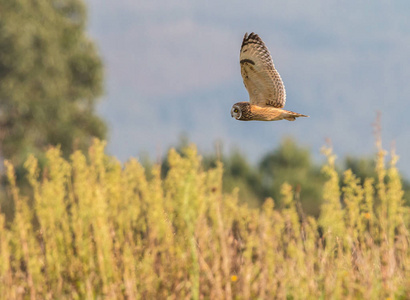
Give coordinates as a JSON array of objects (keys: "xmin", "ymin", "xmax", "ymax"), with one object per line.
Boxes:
[{"xmin": 234, "ymin": 108, "xmax": 239, "ymax": 113}]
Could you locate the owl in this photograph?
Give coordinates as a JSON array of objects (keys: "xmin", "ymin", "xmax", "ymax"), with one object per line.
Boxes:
[{"xmin": 231, "ymin": 32, "xmax": 308, "ymax": 121}]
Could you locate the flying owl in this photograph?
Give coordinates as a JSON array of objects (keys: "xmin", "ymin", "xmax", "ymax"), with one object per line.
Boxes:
[{"xmin": 231, "ymin": 32, "xmax": 308, "ymax": 121}]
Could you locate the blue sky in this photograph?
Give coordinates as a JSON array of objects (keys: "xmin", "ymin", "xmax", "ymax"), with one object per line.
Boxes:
[{"xmin": 86, "ymin": 0, "xmax": 410, "ymax": 176}]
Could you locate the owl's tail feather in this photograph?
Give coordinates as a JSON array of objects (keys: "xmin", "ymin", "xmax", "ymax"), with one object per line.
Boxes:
[{"xmin": 282, "ymin": 110, "xmax": 309, "ymax": 121}]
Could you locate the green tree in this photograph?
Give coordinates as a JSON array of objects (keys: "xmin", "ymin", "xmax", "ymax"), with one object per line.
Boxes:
[
  {"xmin": 259, "ymin": 138, "xmax": 325, "ymax": 216},
  {"xmin": 344, "ymin": 156, "xmax": 376, "ymax": 183},
  {"xmin": 219, "ymin": 150, "xmax": 263, "ymax": 208},
  {"xmin": 0, "ymin": 0, "xmax": 106, "ymax": 166}
]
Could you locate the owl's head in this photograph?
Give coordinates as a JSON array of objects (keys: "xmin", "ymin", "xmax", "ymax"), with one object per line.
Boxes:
[{"xmin": 231, "ymin": 102, "xmax": 251, "ymax": 120}]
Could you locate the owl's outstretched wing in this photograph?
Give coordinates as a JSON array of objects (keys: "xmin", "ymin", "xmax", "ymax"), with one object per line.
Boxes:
[{"xmin": 240, "ymin": 32, "xmax": 286, "ymax": 108}]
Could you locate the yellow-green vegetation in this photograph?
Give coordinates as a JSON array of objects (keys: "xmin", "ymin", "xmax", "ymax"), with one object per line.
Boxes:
[{"xmin": 0, "ymin": 139, "xmax": 409, "ymax": 299}]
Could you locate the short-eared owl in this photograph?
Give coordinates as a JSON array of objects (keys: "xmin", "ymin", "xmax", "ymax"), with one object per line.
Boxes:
[{"xmin": 231, "ymin": 32, "xmax": 308, "ymax": 121}]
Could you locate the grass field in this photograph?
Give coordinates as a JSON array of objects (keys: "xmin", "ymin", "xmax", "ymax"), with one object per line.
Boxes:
[{"xmin": 0, "ymin": 139, "xmax": 409, "ymax": 299}]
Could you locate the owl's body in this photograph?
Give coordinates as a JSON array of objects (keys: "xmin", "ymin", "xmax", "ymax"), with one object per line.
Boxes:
[
  {"xmin": 232, "ymin": 102, "xmax": 307, "ymax": 121},
  {"xmin": 231, "ymin": 33, "xmax": 308, "ymax": 121}
]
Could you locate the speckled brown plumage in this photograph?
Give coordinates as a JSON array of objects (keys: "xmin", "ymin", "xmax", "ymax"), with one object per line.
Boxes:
[{"xmin": 231, "ymin": 32, "xmax": 308, "ymax": 122}]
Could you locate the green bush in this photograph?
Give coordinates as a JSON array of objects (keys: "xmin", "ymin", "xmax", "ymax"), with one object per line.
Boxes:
[{"xmin": 0, "ymin": 139, "xmax": 408, "ymax": 299}]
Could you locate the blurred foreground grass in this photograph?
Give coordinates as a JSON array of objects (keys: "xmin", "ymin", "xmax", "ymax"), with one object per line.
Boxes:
[{"xmin": 0, "ymin": 140, "xmax": 409, "ymax": 299}]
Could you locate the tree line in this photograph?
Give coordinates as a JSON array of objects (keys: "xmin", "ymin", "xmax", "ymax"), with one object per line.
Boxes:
[{"xmin": 159, "ymin": 137, "xmax": 410, "ymax": 217}]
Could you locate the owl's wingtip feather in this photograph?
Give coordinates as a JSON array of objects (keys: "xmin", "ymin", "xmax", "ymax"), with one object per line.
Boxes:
[{"xmin": 242, "ymin": 32, "xmax": 249, "ymax": 47}]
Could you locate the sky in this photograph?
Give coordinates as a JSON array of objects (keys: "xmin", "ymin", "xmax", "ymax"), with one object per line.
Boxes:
[{"xmin": 86, "ymin": 0, "xmax": 410, "ymax": 176}]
